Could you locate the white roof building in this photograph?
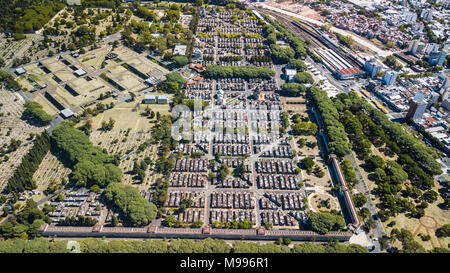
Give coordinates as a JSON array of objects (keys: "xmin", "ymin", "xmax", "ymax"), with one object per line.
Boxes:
[
  {"xmin": 173, "ymin": 45, "xmax": 187, "ymax": 56},
  {"xmin": 158, "ymin": 95, "xmax": 169, "ymax": 104},
  {"xmin": 67, "ymin": 0, "xmax": 81, "ymax": 5},
  {"xmin": 61, "ymin": 108, "xmax": 74, "ymax": 119},
  {"xmin": 15, "ymin": 67, "xmax": 26, "ymax": 75},
  {"xmin": 74, "ymin": 69, "xmax": 87, "ymax": 77}
]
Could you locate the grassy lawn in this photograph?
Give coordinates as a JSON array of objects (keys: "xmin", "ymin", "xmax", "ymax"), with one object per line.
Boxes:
[
  {"xmin": 383, "ymin": 195, "xmax": 450, "ymax": 251},
  {"xmin": 32, "ymin": 93, "xmax": 59, "ymax": 116},
  {"xmin": 90, "ymin": 107, "xmax": 156, "ymax": 131}
]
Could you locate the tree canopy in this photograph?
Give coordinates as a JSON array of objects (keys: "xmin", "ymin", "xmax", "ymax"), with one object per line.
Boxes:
[
  {"xmin": 0, "ymin": 0, "xmax": 65, "ymax": 32},
  {"xmin": 0, "ymin": 237, "xmax": 368, "ymax": 253},
  {"xmin": 294, "ymin": 72, "xmax": 314, "ymax": 84},
  {"xmin": 309, "ymin": 87, "xmax": 351, "ymax": 156},
  {"xmin": 280, "ymin": 83, "xmax": 306, "ymax": 97},
  {"xmin": 103, "ymin": 183, "xmax": 157, "ymax": 227},
  {"xmin": 205, "ymin": 64, "xmax": 275, "ymax": 79},
  {"xmin": 23, "ymin": 101, "xmax": 52, "ymax": 125},
  {"xmin": 51, "ymin": 123, "xmax": 122, "ymax": 188},
  {"xmin": 288, "ymin": 59, "xmax": 307, "ymax": 71},
  {"xmin": 306, "ymin": 211, "xmax": 346, "ymax": 235}
]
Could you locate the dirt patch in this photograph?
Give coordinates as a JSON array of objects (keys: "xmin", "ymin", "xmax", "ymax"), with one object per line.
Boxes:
[{"xmin": 309, "ymin": 192, "xmax": 339, "ymax": 212}]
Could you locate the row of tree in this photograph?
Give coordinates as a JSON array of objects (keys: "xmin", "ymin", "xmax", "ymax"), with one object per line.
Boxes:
[
  {"xmin": 279, "ymin": 83, "xmax": 306, "ymax": 97},
  {"xmin": 58, "ymin": 215, "xmax": 98, "ymax": 227},
  {"xmin": 0, "ymin": 237, "xmax": 372, "ymax": 253},
  {"xmin": 6, "ymin": 132, "xmax": 50, "ymax": 193},
  {"xmin": 264, "ymin": 16, "xmax": 307, "ymax": 59},
  {"xmin": 205, "ymin": 64, "xmax": 275, "ymax": 79},
  {"xmin": 309, "ymin": 87, "xmax": 351, "ymax": 156}
]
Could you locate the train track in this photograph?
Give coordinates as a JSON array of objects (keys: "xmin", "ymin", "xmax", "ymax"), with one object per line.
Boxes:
[
  {"xmin": 263, "ymin": 10, "xmax": 324, "ymax": 49},
  {"xmin": 261, "ymin": 10, "xmax": 363, "ymax": 69}
]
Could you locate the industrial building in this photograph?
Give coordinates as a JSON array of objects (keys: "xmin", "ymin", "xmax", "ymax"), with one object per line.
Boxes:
[
  {"xmin": 15, "ymin": 67, "xmax": 26, "ymax": 75},
  {"xmin": 284, "ymin": 68, "xmax": 297, "ymax": 82},
  {"xmin": 316, "ymin": 49, "xmax": 364, "ymax": 80},
  {"xmin": 142, "ymin": 95, "xmax": 157, "ymax": 104},
  {"xmin": 61, "ymin": 108, "xmax": 75, "ymax": 119}
]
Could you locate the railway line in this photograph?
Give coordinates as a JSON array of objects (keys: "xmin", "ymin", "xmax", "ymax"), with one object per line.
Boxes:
[
  {"xmin": 261, "ymin": 10, "xmax": 363, "ymax": 70},
  {"xmin": 263, "ymin": 10, "xmax": 324, "ymax": 49}
]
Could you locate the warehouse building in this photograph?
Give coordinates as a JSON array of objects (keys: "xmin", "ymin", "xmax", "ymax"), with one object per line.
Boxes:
[{"xmin": 316, "ymin": 49, "xmax": 364, "ymax": 80}]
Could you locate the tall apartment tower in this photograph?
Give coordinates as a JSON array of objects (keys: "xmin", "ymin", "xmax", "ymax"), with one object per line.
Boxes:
[
  {"xmin": 428, "ymin": 44, "xmax": 449, "ymax": 67},
  {"xmin": 407, "ymin": 99, "xmax": 427, "ymax": 119},
  {"xmin": 383, "ymin": 71, "xmax": 398, "ymax": 86},
  {"xmin": 364, "ymin": 57, "xmax": 382, "ymax": 77},
  {"xmin": 408, "ymin": 40, "xmax": 425, "ymax": 56}
]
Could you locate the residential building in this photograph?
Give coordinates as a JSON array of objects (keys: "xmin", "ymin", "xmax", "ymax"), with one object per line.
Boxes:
[
  {"xmin": 408, "ymin": 40, "xmax": 426, "ymax": 56},
  {"xmin": 420, "ymin": 9, "xmax": 434, "ymax": 21},
  {"xmin": 364, "ymin": 57, "xmax": 382, "ymax": 77},
  {"xmin": 407, "ymin": 99, "xmax": 428, "ymax": 119},
  {"xmin": 383, "ymin": 71, "xmax": 397, "ymax": 86},
  {"xmin": 402, "ymin": 10, "xmax": 417, "ymax": 23},
  {"xmin": 428, "ymin": 44, "xmax": 449, "ymax": 66}
]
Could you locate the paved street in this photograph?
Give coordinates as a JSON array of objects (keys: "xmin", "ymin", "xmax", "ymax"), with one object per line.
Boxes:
[{"xmin": 344, "ymin": 152, "xmax": 387, "ymax": 252}]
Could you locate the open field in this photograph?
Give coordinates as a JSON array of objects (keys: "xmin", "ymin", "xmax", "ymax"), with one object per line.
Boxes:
[
  {"xmin": 351, "ymin": 141, "xmax": 450, "ymax": 250},
  {"xmin": 90, "ymin": 107, "xmax": 156, "ymax": 131},
  {"xmin": 301, "ymin": 157, "xmax": 332, "ymax": 188},
  {"xmin": 268, "ymin": 2, "xmax": 325, "ymax": 21},
  {"xmin": 87, "ymin": 92, "xmax": 172, "ymax": 132},
  {"xmin": 32, "ymin": 93, "xmax": 59, "ymax": 116},
  {"xmin": 309, "ymin": 192, "xmax": 340, "ymax": 212},
  {"xmin": 295, "ymin": 135, "xmax": 320, "ymax": 157}
]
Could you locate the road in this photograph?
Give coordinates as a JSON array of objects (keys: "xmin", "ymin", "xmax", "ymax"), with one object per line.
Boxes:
[{"xmin": 344, "ymin": 152, "xmax": 387, "ymax": 252}]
